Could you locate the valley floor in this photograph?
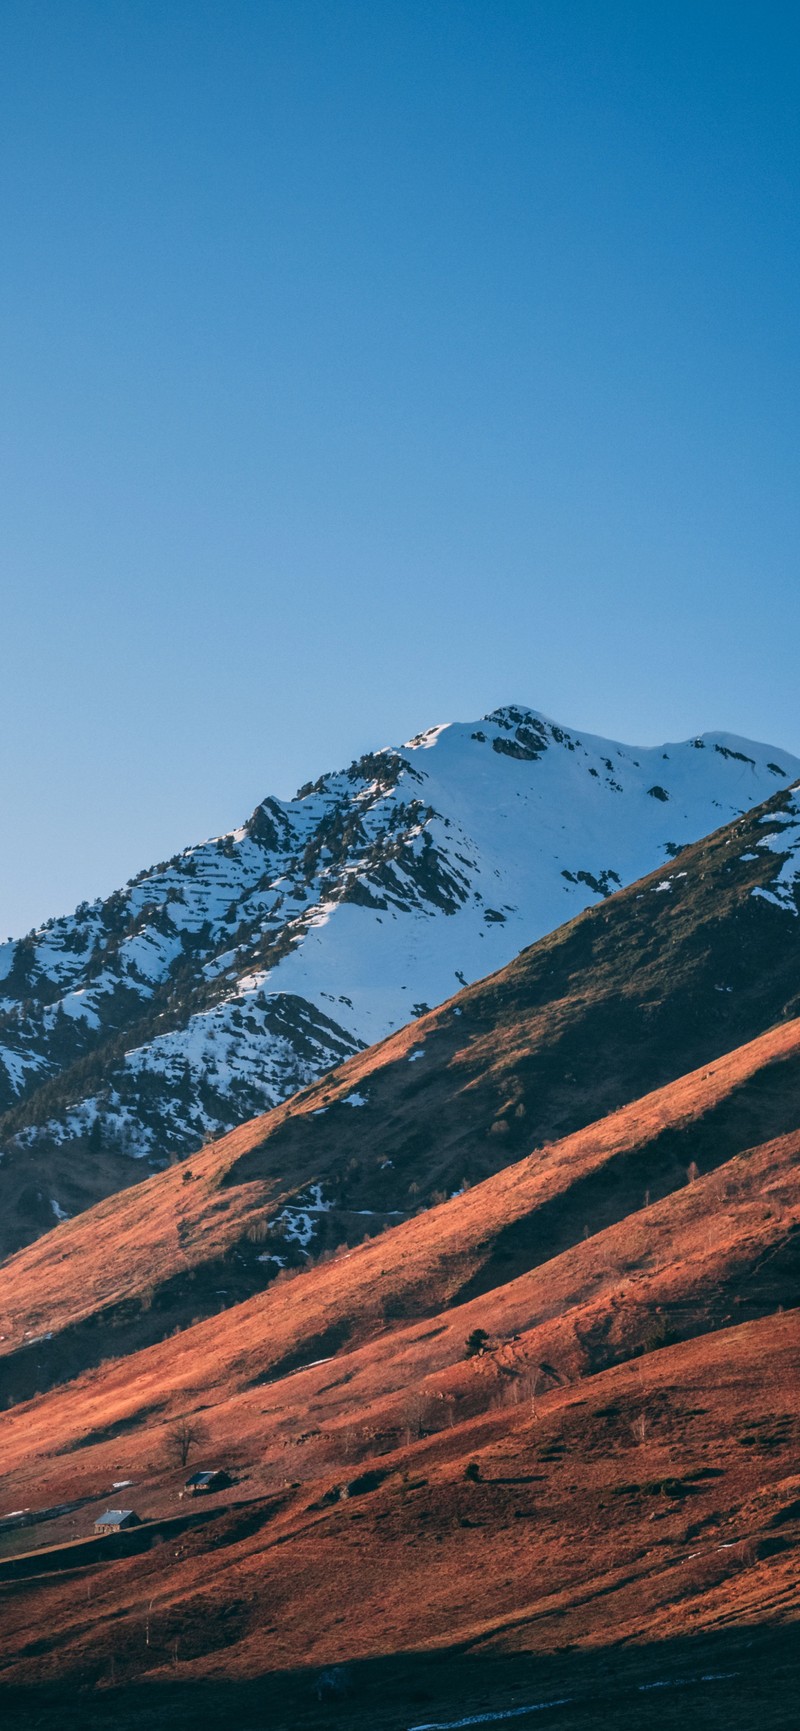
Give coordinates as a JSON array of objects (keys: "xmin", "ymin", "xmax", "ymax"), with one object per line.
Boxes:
[{"xmin": 0, "ymin": 1314, "xmax": 798, "ymax": 1728}]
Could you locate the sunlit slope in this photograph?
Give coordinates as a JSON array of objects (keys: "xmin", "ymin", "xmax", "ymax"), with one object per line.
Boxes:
[
  {"xmin": 0, "ymin": 1221, "xmax": 797, "ymax": 1707},
  {"xmin": 4, "ymin": 781, "xmax": 800, "ymax": 1397},
  {"xmin": 2, "ymin": 1018, "xmax": 799, "ymax": 1476}
]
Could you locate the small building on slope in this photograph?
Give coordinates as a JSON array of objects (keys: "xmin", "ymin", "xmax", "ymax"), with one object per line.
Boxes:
[
  {"xmin": 94, "ymin": 1508, "xmax": 140, "ymax": 1533},
  {"xmin": 183, "ymin": 1469, "xmax": 232, "ymax": 1497}
]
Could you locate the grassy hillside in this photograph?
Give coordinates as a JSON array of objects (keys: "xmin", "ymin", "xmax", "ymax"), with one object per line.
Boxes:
[
  {"xmin": 0, "ymin": 1273, "xmax": 797, "ymax": 1725},
  {"xmin": 3, "ymin": 783, "xmax": 800, "ymax": 1397}
]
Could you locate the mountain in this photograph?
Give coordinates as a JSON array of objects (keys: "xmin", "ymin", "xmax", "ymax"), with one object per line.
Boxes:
[
  {"xmin": 5, "ymin": 774, "xmax": 800, "ymax": 1388},
  {"xmin": 1, "ymin": 704, "xmax": 798, "ymax": 1251},
  {"xmin": 2, "ymin": 763, "xmax": 800, "ymax": 1723}
]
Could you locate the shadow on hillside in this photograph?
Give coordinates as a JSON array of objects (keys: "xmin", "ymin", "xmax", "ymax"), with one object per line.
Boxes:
[
  {"xmin": 1, "ymin": 1621, "xmax": 798, "ymax": 1731},
  {"xmin": 451, "ymin": 1048, "xmax": 800, "ymax": 1311}
]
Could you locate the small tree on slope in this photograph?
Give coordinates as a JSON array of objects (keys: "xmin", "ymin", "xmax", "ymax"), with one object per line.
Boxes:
[{"xmin": 164, "ymin": 1415, "xmax": 209, "ymax": 1469}]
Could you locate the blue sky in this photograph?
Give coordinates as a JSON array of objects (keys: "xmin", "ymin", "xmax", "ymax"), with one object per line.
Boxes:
[{"xmin": 1, "ymin": 1, "xmax": 799, "ymax": 935}]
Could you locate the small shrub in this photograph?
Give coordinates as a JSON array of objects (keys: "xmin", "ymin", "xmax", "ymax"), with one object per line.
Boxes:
[
  {"xmin": 464, "ymin": 1461, "xmax": 481, "ymax": 1482},
  {"xmin": 346, "ymin": 1468, "xmax": 387, "ymax": 1497},
  {"xmin": 641, "ymin": 1315, "xmax": 679, "ymax": 1354},
  {"xmin": 315, "ymin": 1667, "xmax": 351, "ymax": 1703},
  {"xmin": 465, "ymin": 1328, "xmax": 489, "ymax": 1358}
]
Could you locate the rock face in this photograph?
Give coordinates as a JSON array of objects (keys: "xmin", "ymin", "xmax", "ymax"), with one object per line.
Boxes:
[{"xmin": 1, "ymin": 703, "xmax": 798, "ymax": 1179}]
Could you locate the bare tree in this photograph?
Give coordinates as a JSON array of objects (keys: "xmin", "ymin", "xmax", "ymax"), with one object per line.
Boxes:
[
  {"xmin": 339, "ymin": 1426, "xmax": 358, "ymax": 1461},
  {"xmin": 402, "ymin": 1390, "xmax": 429, "ymax": 1445},
  {"xmin": 526, "ymin": 1367, "xmax": 542, "ymax": 1418},
  {"xmin": 632, "ymin": 1410, "xmax": 648, "ymax": 1447},
  {"xmin": 164, "ymin": 1415, "xmax": 209, "ymax": 1469}
]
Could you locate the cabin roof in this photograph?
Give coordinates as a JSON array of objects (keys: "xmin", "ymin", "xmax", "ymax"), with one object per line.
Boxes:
[{"xmin": 95, "ymin": 1508, "xmax": 133, "ymax": 1524}]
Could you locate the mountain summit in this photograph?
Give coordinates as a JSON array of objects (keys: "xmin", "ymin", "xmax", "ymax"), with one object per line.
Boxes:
[{"xmin": 1, "ymin": 704, "xmax": 798, "ymax": 1228}]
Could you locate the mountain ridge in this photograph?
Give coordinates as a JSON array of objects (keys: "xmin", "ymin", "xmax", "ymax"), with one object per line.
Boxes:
[{"xmin": 1, "ymin": 703, "xmax": 798, "ymax": 1251}]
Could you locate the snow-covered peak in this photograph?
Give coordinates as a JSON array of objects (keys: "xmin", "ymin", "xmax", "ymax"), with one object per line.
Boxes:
[{"xmin": 1, "ymin": 703, "xmax": 798, "ymax": 1179}]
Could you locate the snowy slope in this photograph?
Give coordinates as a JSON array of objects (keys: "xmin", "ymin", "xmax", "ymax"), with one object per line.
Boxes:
[
  {"xmin": 1, "ymin": 703, "xmax": 798, "ymax": 1170},
  {"xmin": 747, "ymin": 791, "xmax": 800, "ymax": 914}
]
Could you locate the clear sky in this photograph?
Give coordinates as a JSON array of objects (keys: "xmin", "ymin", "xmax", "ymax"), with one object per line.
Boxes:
[{"xmin": 1, "ymin": 1, "xmax": 798, "ymax": 937}]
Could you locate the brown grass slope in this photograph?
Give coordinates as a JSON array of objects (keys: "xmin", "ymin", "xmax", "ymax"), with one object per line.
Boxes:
[
  {"xmin": 2, "ymin": 1026, "xmax": 798, "ymax": 1488},
  {"xmin": 0, "ymin": 1298, "xmax": 798, "ymax": 1724},
  {"xmin": 1, "ymin": 1010, "xmax": 799, "ymax": 1413},
  {"xmin": 1, "ymin": 1021, "xmax": 799, "ymax": 1720},
  {"xmin": 3, "ymin": 781, "xmax": 800, "ymax": 1400}
]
